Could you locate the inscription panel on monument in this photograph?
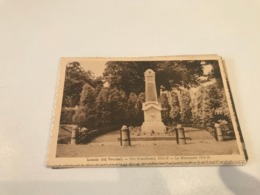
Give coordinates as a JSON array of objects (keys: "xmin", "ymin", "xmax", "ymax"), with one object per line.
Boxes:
[
  {"xmin": 146, "ymin": 83, "xmax": 157, "ymax": 102},
  {"xmin": 146, "ymin": 108, "xmax": 160, "ymax": 122},
  {"xmin": 146, "ymin": 77, "xmax": 153, "ymax": 83}
]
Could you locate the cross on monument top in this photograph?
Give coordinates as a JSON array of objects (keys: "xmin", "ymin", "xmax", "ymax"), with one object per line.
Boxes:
[{"xmin": 144, "ymin": 69, "xmax": 155, "ymax": 76}]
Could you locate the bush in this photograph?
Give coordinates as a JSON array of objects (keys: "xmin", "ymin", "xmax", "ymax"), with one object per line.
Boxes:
[
  {"xmin": 60, "ymin": 108, "xmax": 76, "ymax": 124},
  {"xmin": 76, "ymin": 125, "xmax": 121, "ymax": 144}
]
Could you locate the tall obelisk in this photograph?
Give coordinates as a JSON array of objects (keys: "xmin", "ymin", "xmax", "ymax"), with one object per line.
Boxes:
[{"xmin": 141, "ymin": 69, "xmax": 166, "ymax": 133}]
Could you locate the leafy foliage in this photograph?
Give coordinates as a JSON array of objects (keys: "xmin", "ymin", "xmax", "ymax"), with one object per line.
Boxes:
[
  {"xmin": 73, "ymin": 84, "xmax": 97, "ymax": 128},
  {"xmin": 179, "ymin": 89, "xmax": 192, "ymax": 124},
  {"xmin": 135, "ymin": 92, "xmax": 145, "ymax": 125},
  {"xmin": 63, "ymin": 62, "xmax": 92, "ymax": 107},
  {"xmin": 61, "ymin": 60, "xmax": 233, "ymax": 135},
  {"xmin": 103, "ymin": 60, "xmax": 205, "ymax": 96},
  {"xmin": 60, "ymin": 108, "xmax": 76, "ymax": 124},
  {"xmin": 160, "ymin": 93, "xmax": 171, "ymax": 125},
  {"xmin": 190, "ymin": 83, "xmax": 232, "ymax": 128},
  {"xmin": 169, "ymin": 91, "xmax": 181, "ymax": 124},
  {"xmin": 62, "ymin": 61, "xmax": 102, "ymax": 107},
  {"xmin": 126, "ymin": 93, "xmax": 139, "ymax": 125},
  {"xmin": 108, "ymin": 88, "xmax": 128, "ymax": 125},
  {"xmin": 95, "ymin": 88, "xmax": 112, "ymax": 127}
]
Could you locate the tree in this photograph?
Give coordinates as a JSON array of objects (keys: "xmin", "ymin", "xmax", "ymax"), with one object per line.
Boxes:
[
  {"xmin": 136, "ymin": 92, "xmax": 145, "ymax": 125},
  {"xmin": 160, "ymin": 93, "xmax": 171, "ymax": 125},
  {"xmin": 103, "ymin": 61, "xmax": 157, "ymax": 96},
  {"xmin": 190, "ymin": 89, "xmax": 201, "ymax": 127},
  {"xmin": 215, "ymin": 87, "xmax": 230, "ymax": 118},
  {"xmin": 191, "ymin": 83, "xmax": 232, "ymax": 129},
  {"xmin": 93, "ymin": 76, "xmax": 105, "ymax": 97},
  {"xmin": 60, "ymin": 107, "xmax": 76, "ymax": 124},
  {"xmin": 73, "ymin": 84, "xmax": 97, "ymax": 129},
  {"xmin": 202, "ymin": 84, "xmax": 231, "ymax": 125},
  {"xmin": 126, "ymin": 92, "xmax": 139, "ymax": 125},
  {"xmin": 108, "ymin": 88, "xmax": 128, "ymax": 125},
  {"xmin": 72, "ymin": 106, "xmax": 87, "ymax": 127},
  {"xmin": 169, "ymin": 91, "xmax": 181, "ymax": 125},
  {"xmin": 209, "ymin": 84, "xmax": 231, "ymax": 123},
  {"xmin": 199, "ymin": 87, "xmax": 213, "ymax": 127},
  {"xmin": 103, "ymin": 60, "xmax": 205, "ymax": 96},
  {"xmin": 95, "ymin": 88, "xmax": 112, "ymax": 127},
  {"xmin": 62, "ymin": 61, "xmax": 95, "ymax": 107},
  {"xmin": 156, "ymin": 60, "xmax": 204, "ymax": 90},
  {"xmin": 179, "ymin": 89, "xmax": 192, "ymax": 124}
]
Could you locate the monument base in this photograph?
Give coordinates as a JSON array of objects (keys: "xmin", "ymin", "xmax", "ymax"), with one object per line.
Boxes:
[{"xmin": 141, "ymin": 122, "xmax": 166, "ymax": 133}]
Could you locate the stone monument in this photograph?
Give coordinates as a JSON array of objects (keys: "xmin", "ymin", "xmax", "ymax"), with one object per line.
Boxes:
[{"xmin": 141, "ymin": 69, "xmax": 166, "ymax": 133}]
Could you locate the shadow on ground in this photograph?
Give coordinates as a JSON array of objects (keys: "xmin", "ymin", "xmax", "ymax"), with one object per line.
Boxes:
[{"xmin": 219, "ymin": 166, "xmax": 260, "ymax": 195}]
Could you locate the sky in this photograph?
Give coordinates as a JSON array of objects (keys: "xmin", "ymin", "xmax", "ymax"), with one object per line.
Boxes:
[
  {"xmin": 203, "ymin": 64, "xmax": 213, "ymax": 74},
  {"xmin": 79, "ymin": 60, "xmax": 107, "ymax": 77}
]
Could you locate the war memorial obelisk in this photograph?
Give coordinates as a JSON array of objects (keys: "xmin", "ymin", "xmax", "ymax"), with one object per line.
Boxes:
[{"xmin": 141, "ymin": 69, "xmax": 166, "ymax": 133}]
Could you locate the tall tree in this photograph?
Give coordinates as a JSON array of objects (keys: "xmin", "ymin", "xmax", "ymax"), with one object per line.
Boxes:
[
  {"xmin": 136, "ymin": 92, "xmax": 145, "ymax": 125},
  {"xmin": 179, "ymin": 89, "xmax": 192, "ymax": 124},
  {"xmin": 208, "ymin": 84, "xmax": 231, "ymax": 122},
  {"xmin": 73, "ymin": 84, "xmax": 97, "ymax": 129},
  {"xmin": 191, "ymin": 83, "xmax": 232, "ymax": 128},
  {"xmin": 126, "ymin": 92, "xmax": 139, "ymax": 125},
  {"xmin": 190, "ymin": 90, "xmax": 200, "ymax": 127},
  {"xmin": 72, "ymin": 106, "xmax": 87, "ymax": 127},
  {"xmin": 95, "ymin": 88, "xmax": 112, "ymax": 127},
  {"xmin": 195, "ymin": 87, "xmax": 211, "ymax": 127},
  {"xmin": 103, "ymin": 61, "xmax": 157, "ymax": 95},
  {"xmin": 63, "ymin": 61, "xmax": 95, "ymax": 107},
  {"xmin": 103, "ymin": 60, "xmax": 205, "ymax": 96},
  {"xmin": 108, "ymin": 88, "xmax": 128, "ymax": 125},
  {"xmin": 169, "ymin": 91, "xmax": 181, "ymax": 125},
  {"xmin": 156, "ymin": 60, "xmax": 204, "ymax": 90},
  {"xmin": 216, "ymin": 88, "xmax": 230, "ymax": 118},
  {"xmin": 160, "ymin": 93, "xmax": 171, "ymax": 125}
]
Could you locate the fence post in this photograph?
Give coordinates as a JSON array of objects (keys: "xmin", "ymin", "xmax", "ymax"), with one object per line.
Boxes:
[
  {"xmin": 120, "ymin": 125, "xmax": 131, "ymax": 146},
  {"xmin": 177, "ymin": 124, "xmax": 186, "ymax": 145},
  {"xmin": 71, "ymin": 126, "xmax": 77, "ymax": 145},
  {"xmin": 214, "ymin": 123, "xmax": 224, "ymax": 141}
]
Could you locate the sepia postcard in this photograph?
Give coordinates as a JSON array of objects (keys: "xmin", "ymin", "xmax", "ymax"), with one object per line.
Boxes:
[{"xmin": 47, "ymin": 55, "xmax": 248, "ymax": 168}]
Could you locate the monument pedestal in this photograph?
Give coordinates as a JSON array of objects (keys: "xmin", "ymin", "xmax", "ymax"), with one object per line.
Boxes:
[
  {"xmin": 141, "ymin": 121, "xmax": 166, "ymax": 133},
  {"xmin": 141, "ymin": 101, "xmax": 166, "ymax": 133}
]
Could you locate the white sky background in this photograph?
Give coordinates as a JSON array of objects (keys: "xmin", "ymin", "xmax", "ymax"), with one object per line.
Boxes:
[
  {"xmin": 203, "ymin": 64, "xmax": 213, "ymax": 75},
  {"xmin": 80, "ymin": 60, "xmax": 107, "ymax": 77}
]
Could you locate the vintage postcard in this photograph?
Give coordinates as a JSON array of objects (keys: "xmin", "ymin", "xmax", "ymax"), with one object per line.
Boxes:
[{"xmin": 47, "ymin": 55, "xmax": 247, "ymax": 168}]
